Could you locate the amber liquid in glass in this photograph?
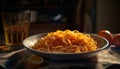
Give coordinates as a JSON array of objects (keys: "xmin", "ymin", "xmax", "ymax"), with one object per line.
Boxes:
[{"xmin": 4, "ymin": 24, "xmax": 29, "ymax": 46}]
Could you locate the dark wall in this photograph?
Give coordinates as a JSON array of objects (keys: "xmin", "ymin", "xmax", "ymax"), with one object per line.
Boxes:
[
  {"xmin": 96, "ymin": 0, "xmax": 120, "ymax": 33},
  {"xmin": 0, "ymin": 13, "xmax": 3, "ymax": 35}
]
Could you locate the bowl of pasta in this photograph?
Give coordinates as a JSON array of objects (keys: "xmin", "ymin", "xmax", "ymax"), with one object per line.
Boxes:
[{"xmin": 23, "ymin": 30, "xmax": 109, "ymax": 61}]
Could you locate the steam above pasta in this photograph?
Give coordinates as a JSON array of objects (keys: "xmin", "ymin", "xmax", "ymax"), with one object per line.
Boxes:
[{"xmin": 32, "ymin": 30, "xmax": 98, "ymax": 53}]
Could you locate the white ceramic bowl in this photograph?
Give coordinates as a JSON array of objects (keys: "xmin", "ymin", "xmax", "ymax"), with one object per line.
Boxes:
[{"xmin": 23, "ymin": 33, "xmax": 109, "ymax": 61}]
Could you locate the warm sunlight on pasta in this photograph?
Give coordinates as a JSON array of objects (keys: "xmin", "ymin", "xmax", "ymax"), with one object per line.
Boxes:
[{"xmin": 32, "ymin": 30, "xmax": 98, "ymax": 53}]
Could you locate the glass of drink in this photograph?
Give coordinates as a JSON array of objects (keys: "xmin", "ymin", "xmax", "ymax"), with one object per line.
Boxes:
[{"xmin": 2, "ymin": 10, "xmax": 31, "ymax": 50}]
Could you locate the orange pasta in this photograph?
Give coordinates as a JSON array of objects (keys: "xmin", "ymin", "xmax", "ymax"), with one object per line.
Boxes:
[{"xmin": 32, "ymin": 30, "xmax": 98, "ymax": 53}]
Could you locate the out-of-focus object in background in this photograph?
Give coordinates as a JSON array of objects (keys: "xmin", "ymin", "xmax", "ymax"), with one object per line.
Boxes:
[
  {"xmin": 113, "ymin": 33, "xmax": 120, "ymax": 46},
  {"xmin": 30, "ymin": 11, "xmax": 37, "ymax": 23},
  {"xmin": 98, "ymin": 30, "xmax": 113, "ymax": 44},
  {"xmin": 71, "ymin": 0, "xmax": 96, "ymax": 33}
]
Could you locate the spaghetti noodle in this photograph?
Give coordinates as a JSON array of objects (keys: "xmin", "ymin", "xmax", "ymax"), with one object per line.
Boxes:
[{"xmin": 32, "ymin": 30, "xmax": 98, "ymax": 53}]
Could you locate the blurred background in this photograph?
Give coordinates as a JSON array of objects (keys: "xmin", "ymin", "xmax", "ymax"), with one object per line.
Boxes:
[{"xmin": 0, "ymin": 0, "xmax": 120, "ymax": 36}]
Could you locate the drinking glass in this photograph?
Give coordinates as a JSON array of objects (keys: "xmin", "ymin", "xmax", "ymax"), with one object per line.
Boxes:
[{"xmin": 2, "ymin": 11, "xmax": 31, "ymax": 50}]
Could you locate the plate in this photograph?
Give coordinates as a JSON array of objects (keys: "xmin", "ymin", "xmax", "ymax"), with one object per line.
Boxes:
[{"xmin": 23, "ymin": 33, "xmax": 109, "ymax": 61}]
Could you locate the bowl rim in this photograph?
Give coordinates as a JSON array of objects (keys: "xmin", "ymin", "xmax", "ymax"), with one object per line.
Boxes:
[{"xmin": 23, "ymin": 33, "xmax": 109, "ymax": 55}]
